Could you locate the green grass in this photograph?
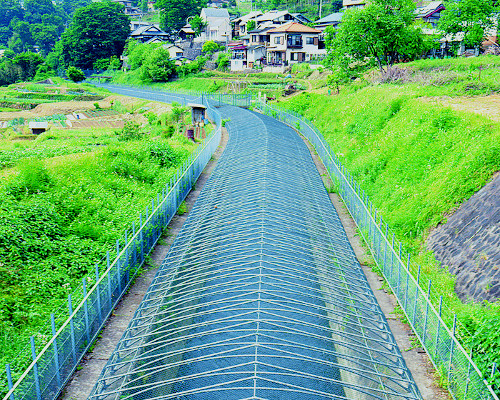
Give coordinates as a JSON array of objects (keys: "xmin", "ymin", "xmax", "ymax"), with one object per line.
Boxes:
[
  {"xmin": 0, "ymin": 94, "xmax": 197, "ymax": 395},
  {"xmin": 278, "ymin": 56, "xmax": 500, "ymax": 388}
]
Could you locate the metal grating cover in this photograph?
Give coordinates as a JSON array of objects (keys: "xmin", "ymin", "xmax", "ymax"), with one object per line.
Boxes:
[{"xmin": 88, "ymin": 106, "xmax": 421, "ymax": 400}]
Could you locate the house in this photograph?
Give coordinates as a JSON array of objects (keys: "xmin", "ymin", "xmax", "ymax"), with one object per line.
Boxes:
[
  {"xmin": 163, "ymin": 44, "xmax": 184, "ymax": 59},
  {"xmin": 343, "ymin": 0, "xmax": 365, "ymax": 8},
  {"xmin": 179, "ymin": 25, "xmax": 195, "ymax": 40},
  {"xmin": 255, "ymin": 10, "xmax": 295, "ymax": 27},
  {"xmin": 229, "ymin": 36, "xmax": 267, "ymax": 71},
  {"xmin": 314, "ymin": 12, "xmax": 343, "ymax": 32},
  {"xmin": 415, "ymin": 1, "xmax": 445, "ymax": 27},
  {"xmin": 130, "ymin": 25, "xmax": 170, "ymax": 43},
  {"xmin": 291, "ymin": 13, "xmax": 312, "ymax": 25},
  {"xmin": 232, "ymin": 10, "xmax": 263, "ymax": 37},
  {"xmin": 130, "ymin": 20, "xmax": 151, "ymax": 31},
  {"xmin": 200, "ymin": 8, "xmax": 231, "ymax": 42},
  {"xmin": 266, "ymin": 22, "xmax": 325, "ymax": 65},
  {"xmin": 111, "ymin": 0, "xmax": 143, "ymax": 17}
]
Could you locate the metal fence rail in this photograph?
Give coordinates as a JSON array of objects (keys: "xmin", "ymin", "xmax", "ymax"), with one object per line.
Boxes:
[
  {"xmin": 88, "ymin": 105, "xmax": 421, "ymax": 400},
  {"xmin": 2, "ymin": 97, "xmax": 223, "ymax": 400},
  {"xmin": 89, "ymin": 82, "xmax": 252, "ymax": 108},
  {"xmin": 254, "ymin": 100, "xmax": 499, "ymax": 400}
]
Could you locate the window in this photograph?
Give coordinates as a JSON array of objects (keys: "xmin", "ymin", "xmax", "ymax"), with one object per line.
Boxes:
[
  {"xmin": 306, "ymin": 37, "xmax": 314, "ymax": 45},
  {"xmin": 252, "ymin": 35, "xmax": 257, "ymax": 42},
  {"xmin": 291, "ymin": 52, "xmax": 297, "ymax": 61},
  {"xmin": 274, "ymin": 36, "xmax": 283, "ymax": 44}
]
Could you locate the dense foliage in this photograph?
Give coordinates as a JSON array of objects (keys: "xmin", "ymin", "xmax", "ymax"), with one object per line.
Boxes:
[
  {"xmin": 0, "ymin": 98, "xmax": 197, "ymax": 393},
  {"xmin": 325, "ymin": 0, "xmax": 435, "ymax": 76},
  {"xmin": 157, "ymin": 0, "xmax": 205, "ymax": 33},
  {"xmin": 56, "ymin": 2, "xmax": 130, "ymax": 69},
  {"xmin": 0, "ymin": 0, "xmax": 88, "ymax": 55},
  {"xmin": 438, "ymin": 0, "xmax": 499, "ymax": 50},
  {"xmin": 0, "ymin": 51, "xmax": 50, "ymax": 85}
]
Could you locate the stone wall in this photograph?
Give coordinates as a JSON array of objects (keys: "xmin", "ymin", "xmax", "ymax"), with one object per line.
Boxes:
[{"xmin": 426, "ymin": 173, "xmax": 500, "ymax": 302}]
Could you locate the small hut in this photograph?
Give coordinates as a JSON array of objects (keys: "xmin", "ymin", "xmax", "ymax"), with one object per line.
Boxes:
[
  {"xmin": 188, "ymin": 103, "xmax": 207, "ymax": 124},
  {"xmin": 29, "ymin": 121, "xmax": 48, "ymax": 135}
]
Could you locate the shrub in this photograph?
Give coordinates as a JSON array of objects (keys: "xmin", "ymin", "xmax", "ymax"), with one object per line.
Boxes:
[
  {"xmin": 67, "ymin": 66, "xmax": 85, "ymax": 82},
  {"xmin": 115, "ymin": 121, "xmax": 142, "ymax": 141}
]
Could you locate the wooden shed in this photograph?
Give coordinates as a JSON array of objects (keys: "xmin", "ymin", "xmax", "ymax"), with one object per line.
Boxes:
[{"xmin": 188, "ymin": 103, "xmax": 207, "ymax": 124}]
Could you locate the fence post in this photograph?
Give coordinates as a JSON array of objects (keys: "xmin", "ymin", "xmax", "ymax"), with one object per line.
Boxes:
[
  {"xmin": 106, "ymin": 251, "xmax": 112, "ymax": 306},
  {"xmin": 422, "ymin": 280, "xmax": 432, "ymax": 343},
  {"xmin": 30, "ymin": 337, "xmax": 41, "ymax": 400},
  {"xmin": 448, "ymin": 314, "xmax": 457, "ymax": 385},
  {"xmin": 116, "ymin": 239, "xmax": 122, "ymax": 294},
  {"xmin": 68, "ymin": 294, "xmax": 77, "ymax": 364},
  {"xmin": 404, "ymin": 254, "xmax": 411, "ymax": 309},
  {"xmin": 51, "ymin": 314, "xmax": 61, "ymax": 388},
  {"xmin": 412, "ymin": 266, "xmax": 421, "ymax": 326},
  {"xmin": 6, "ymin": 364, "xmax": 14, "ymax": 400},
  {"xmin": 82, "ymin": 278, "xmax": 90, "ymax": 345},
  {"xmin": 435, "ymin": 296, "xmax": 444, "ymax": 359},
  {"xmin": 95, "ymin": 265, "xmax": 102, "ymax": 323}
]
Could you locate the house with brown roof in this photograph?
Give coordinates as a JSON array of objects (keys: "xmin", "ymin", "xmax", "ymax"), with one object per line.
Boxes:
[{"xmin": 266, "ymin": 22, "xmax": 325, "ymax": 66}]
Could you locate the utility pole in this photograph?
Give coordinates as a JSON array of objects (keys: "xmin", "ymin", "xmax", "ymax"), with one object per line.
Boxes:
[{"xmin": 319, "ymin": 0, "xmax": 322, "ymax": 19}]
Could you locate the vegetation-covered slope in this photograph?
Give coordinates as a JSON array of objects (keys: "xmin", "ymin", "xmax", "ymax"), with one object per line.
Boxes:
[
  {"xmin": 0, "ymin": 84, "xmax": 198, "ymax": 391},
  {"xmin": 278, "ymin": 56, "xmax": 500, "ymax": 388}
]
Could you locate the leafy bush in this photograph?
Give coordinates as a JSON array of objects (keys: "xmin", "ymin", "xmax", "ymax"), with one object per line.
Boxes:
[
  {"xmin": 115, "ymin": 121, "xmax": 142, "ymax": 141},
  {"xmin": 66, "ymin": 66, "xmax": 85, "ymax": 83}
]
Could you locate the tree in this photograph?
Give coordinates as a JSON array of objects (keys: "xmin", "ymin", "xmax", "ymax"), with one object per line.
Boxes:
[
  {"xmin": 67, "ymin": 65, "xmax": 85, "ymax": 82},
  {"xmin": 59, "ymin": 2, "xmax": 130, "ymax": 69},
  {"xmin": 141, "ymin": 46, "xmax": 175, "ymax": 82},
  {"xmin": 325, "ymin": 0, "xmax": 430, "ymax": 74},
  {"xmin": 13, "ymin": 51, "xmax": 44, "ymax": 81},
  {"xmin": 246, "ymin": 20, "xmax": 256, "ymax": 32},
  {"xmin": 0, "ymin": 0, "xmax": 23, "ymax": 45},
  {"xmin": 202, "ymin": 40, "xmax": 221, "ymax": 54},
  {"xmin": 438, "ymin": 0, "xmax": 498, "ymax": 50},
  {"xmin": 156, "ymin": 0, "xmax": 205, "ymax": 32},
  {"xmin": 190, "ymin": 15, "xmax": 206, "ymax": 36}
]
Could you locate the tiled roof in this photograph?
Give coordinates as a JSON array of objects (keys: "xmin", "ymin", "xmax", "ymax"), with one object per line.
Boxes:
[{"xmin": 267, "ymin": 22, "xmax": 321, "ymax": 34}]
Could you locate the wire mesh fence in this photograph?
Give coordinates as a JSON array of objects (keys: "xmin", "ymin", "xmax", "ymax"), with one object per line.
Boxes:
[
  {"xmin": 254, "ymin": 100, "xmax": 499, "ymax": 400},
  {"xmin": 2, "ymin": 96, "xmax": 223, "ymax": 400},
  {"xmin": 88, "ymin": 105, "xmax": 422, "ymax": 400}
]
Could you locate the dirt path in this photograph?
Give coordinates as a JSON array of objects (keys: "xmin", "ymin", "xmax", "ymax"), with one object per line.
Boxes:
[{"xmin": 58, "ymin": 127, "xmax": 229, "ymax": 400}]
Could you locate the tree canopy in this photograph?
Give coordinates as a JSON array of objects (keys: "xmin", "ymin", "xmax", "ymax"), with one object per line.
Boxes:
[
  {"xmin": 157, "ymin": 0, "xmax": 205, "ymax": 33},
  {"xmin": 58, "ymin": 2, "xmax": 130, "ymax": 69},
  {"xmin": 324, "ymin": 0, "xmax": 433, "ymax": 74},
  {"xmin": 438, "ymin": 0, "xmax": 498, "ymax": 50}
]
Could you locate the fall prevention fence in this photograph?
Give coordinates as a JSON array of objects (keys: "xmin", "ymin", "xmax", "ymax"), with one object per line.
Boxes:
[
  {"xmin": 2, "ymin": 93, "xmax": 226, "ymax": 400},
  {"xmin": 254, "ymin": 100, "xmax": 499, "ymax": 400},
  {"xmin": 88, "ymin": 105, "xmax": 421, "ymax": 399}
]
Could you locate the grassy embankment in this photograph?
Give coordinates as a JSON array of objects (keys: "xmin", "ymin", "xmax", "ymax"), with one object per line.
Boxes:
[
  {"xmin": 0, "ymin": 80, "xmax": 199, "ymax": 392},
  {"xmin": 277, "ymin": 55, "xmax": 500, "ymax": 388}
]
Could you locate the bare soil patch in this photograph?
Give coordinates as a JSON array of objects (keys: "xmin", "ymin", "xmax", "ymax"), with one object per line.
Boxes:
[{"xmin": 420, "ymin": 94, "xmax": 500, "ymax": 122}]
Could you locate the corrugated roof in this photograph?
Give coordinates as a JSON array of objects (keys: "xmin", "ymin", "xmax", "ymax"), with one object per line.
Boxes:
[
  {"xmin": 29, "ymin": 122, "xmax": 48, "ymax": 129},
  {"xmin": 201, "ymin": 8, "xmax": 230, "ymax": 18},
  {"xmin": 315, "ymin": 12, "xmax": 343, "ymax": 24},
  {"xmin": 267, "ymin": 22, "xmax": 321, "ymax": 34}
]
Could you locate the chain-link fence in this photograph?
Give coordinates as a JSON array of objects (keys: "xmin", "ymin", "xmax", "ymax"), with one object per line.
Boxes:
[
  {"xmin": 2, "ymin": 96, "xmax": 223, "ymax": 400},
  {"xmin": 255, "ymin": 100, "xmax": 499, "ymax": 400}
]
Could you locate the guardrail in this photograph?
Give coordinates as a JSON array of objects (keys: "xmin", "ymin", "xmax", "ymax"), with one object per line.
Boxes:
[
  {"xmin": 2, "ymin": 95, "xmax": 223, "ymax": 400},
  {"xmin": 254, "ymin": 100, "xmax": 499, "ymax": 400}
]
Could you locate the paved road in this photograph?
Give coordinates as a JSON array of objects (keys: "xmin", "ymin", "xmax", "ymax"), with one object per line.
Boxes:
[{"xmin": 87, "ymin": 102, "xmax": 421, "ymax": 399}]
